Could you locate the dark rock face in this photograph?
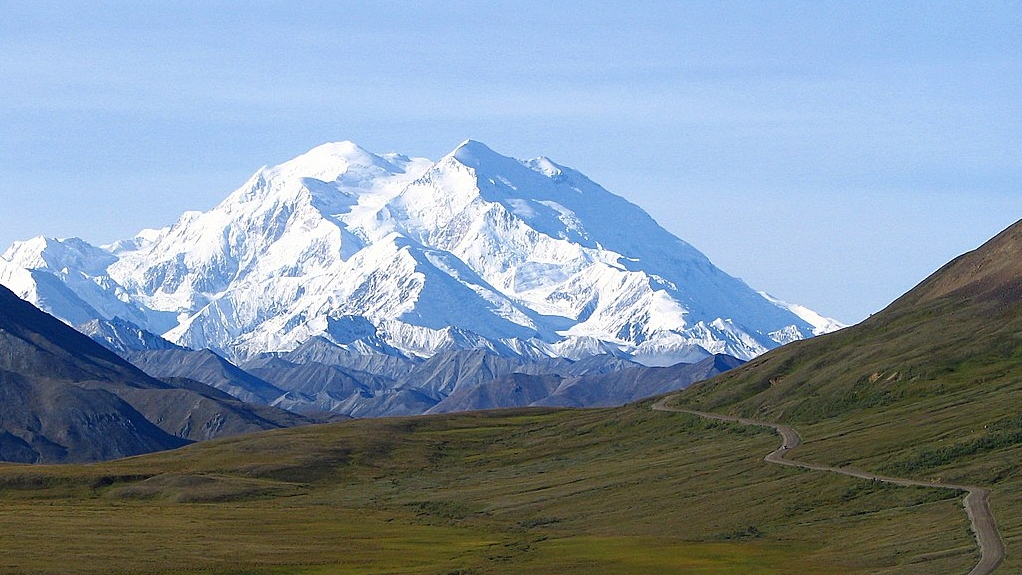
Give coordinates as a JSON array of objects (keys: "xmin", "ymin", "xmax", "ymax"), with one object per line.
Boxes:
[
  {"xmin": 0, "ymin": 284, "xmax": 308, "ymax": 463},
  {"xmin": 76, "ymin": 316, "xmax": 184, "ymax": 353},
  {"xmin": 0, "ymin": 369, "xmax": 188, "ymax": 463},
  {"xmin": 0, "ymin": 285, "xmax": 188, "ymax": 462},
  {"xmin": 123, "ymin": 348, "xmax": 286, "ymax": 405}
]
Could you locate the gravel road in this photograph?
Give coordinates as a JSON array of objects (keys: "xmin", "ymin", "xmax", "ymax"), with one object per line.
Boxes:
[{"xmin": 651, "ymin": 397, "xmax": 1004, "ymax": 575}]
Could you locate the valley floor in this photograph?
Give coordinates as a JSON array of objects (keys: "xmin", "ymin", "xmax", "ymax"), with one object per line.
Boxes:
[{"xmin": 0, "ymin": 403, "xmax": 982, "ymax": 574}]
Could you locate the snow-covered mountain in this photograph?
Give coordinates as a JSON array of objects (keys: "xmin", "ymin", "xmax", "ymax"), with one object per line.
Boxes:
[{"xmin": 1, "ymin": 140, "xmax": 841, "ymax": 364}]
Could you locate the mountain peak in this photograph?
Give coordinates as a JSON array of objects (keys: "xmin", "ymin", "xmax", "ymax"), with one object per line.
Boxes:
[
  {"xmin": 4, "ymin": 236, "xmax": 117, "ymax": 276},
  {"xmin": 266, "ymin": 140, "xmax": 404, "ymax": 183},
  {"xmin": 1, "ymin": 139, "xmax": 840, "ymax": 365},
  {"xmin": 449, "ymin": 139, "xmax": 503, "ymax": 169}
]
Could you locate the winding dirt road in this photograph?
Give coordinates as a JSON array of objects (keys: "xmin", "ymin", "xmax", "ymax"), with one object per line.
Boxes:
[{"xmin": 651, "ymin": 397, "xmax": 1005, "ymax": 575}]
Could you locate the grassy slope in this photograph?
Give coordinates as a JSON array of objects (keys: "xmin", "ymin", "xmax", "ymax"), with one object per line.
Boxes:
[
  {"xmin": 674, "ymin": 219, "xmax": 1022, "ymax": 572},
  {"xmin": 0, "ymin": 403, "xmax": 973, "ymax": 575}
]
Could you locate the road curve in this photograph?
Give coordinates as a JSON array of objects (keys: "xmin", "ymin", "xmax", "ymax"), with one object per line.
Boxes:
[{"xmin": 651, "ymin": 396, "xmax": 1005, "ymax": 575}]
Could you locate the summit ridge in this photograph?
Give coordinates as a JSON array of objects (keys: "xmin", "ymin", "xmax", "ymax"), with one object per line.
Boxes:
[{"xmin": 1, "ymin": 140, "xmax": 841, "ymax": 364}]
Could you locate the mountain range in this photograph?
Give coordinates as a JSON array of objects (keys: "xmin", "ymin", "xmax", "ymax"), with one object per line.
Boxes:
[
  {"xmin": 1, "ymin": 217, "xmax": 1019, "ymax": 573},
  {"xmin": 99, "ymin": 341, "xmax": 745, "ymax": 418},
  {"xmin": 0, "ymin": 140, "xmax": 840, "ymax": 368},
  {"xmin": 0, "ymin": 256, "xmax": 741, "ymax": 459}
]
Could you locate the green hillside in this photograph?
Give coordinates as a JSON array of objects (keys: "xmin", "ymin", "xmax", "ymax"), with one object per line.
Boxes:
[
  {"xmin": 0, "ymin": 401, "xmax": 974, "ymax": 574},
  {"xmin": 674, "ymin": 219, "xmax": 1022, "ymax": 571}
]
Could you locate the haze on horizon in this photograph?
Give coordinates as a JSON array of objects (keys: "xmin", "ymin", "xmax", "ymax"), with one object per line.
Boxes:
[{"xmin": 1, "ymin": 1, "xmax": 1019, "ymax": 325}]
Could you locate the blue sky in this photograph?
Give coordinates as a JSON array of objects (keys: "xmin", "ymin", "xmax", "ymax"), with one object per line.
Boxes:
[{"xmin": 1, "ymin": 1, "xmax": 1019, "ymax": 324}]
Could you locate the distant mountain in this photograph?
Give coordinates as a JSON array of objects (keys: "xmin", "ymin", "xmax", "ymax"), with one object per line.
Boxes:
[
  {"xmin": 123, "ymin": 348, "xmax": 287, "ymax": 405},
  {"xmin": 395, "ymin": 349, "xmax": 575, "ymax": 400},
  {"xmin": 76, "ymin": 316, "xmax": 183, "ymax": 353},
  {"xmin": 428, "ymin": 354, "xmax": 744, "ymax": 413},
  {"xmin": 278, "ymin": 336, "xmax": 419, "ymax": 380},
  {"xmin": 0, "ymin": 284, "xmax": 309, "ymax": 463},
  {"xmin": 1, "ymin": 140, "xmax": 840, "ymax": 366},
  {"xmin": 119, "ymin": 342, "xmax": 742, "ymax": 417}
]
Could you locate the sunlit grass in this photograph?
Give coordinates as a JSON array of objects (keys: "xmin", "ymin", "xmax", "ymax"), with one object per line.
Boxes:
[{"xmin": 0, "ymin": 404, "xmax": 977, "ymax": 574}]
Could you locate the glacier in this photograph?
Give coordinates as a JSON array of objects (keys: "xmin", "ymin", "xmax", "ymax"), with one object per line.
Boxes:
[{"xmin": 1, "ymin": 139, "xmax": 842, "ymax": 364}]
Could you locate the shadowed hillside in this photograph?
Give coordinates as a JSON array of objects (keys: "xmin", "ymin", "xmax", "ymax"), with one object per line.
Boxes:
[{"xmin": 0, "ymin": 284, "xmax": 309, "ymax": 462}]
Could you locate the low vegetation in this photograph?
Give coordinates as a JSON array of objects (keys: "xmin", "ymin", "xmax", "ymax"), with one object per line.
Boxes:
[
  {"xmin": 673, "ymin": 223, "xmax": 1022, "ymax": 573},
  {"xmin": 0, "ymin": 402, "xmax": 975, "ymax": 574}
]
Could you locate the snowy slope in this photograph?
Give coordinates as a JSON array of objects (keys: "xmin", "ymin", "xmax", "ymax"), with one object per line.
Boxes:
[{"xmin": 1, "ymin": 140, "xmax": 842, "ymax": 364}]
